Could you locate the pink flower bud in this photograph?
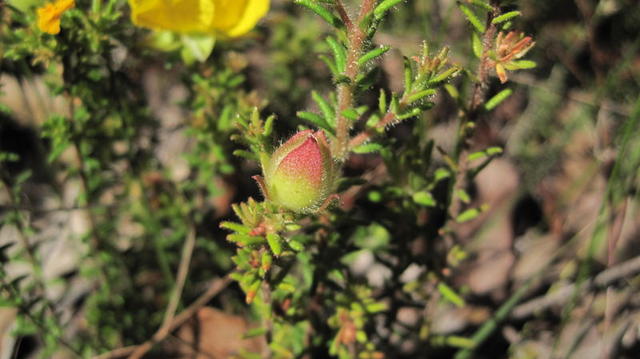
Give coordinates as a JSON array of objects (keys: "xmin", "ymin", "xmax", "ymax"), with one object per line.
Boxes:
[{"xmin": 258, "ymin": 130, "xmax": 336, "ymax": 212}]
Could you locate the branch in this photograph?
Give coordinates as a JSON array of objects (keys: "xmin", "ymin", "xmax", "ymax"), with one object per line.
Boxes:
[
  {"xmin": 449, "ymin": 2, "xmax": 500, "ymax": 220},
  {"xmin": 334, "ymin": 0, "xmax": 378, "ymax": 160},
  {"xmin": 334, "ymin": 0, "xmax": 353, "ymax": 30},
  {"xmin": 511, "ymin": 255, "xmax": 640, "ymax": 319},
  {"xmin": 91, "ymin": 275, "xmax": 232, "ymax": 359}
]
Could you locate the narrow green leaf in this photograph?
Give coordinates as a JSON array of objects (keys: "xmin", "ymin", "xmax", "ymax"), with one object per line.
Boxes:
[
  {"xmin": 263, "ymin": 115, "xmax": 275, "ymax": 136},
  {"xmin": 412, "ymin": 191, "xmax": 436, "ymax": 207},
  {"xmin": 379, "ymin": 89, "xmax": 387, "ymax": 114},
  {"xmin": 511, "ymin": 59, "xmax": 537, "ymax": 69},
  {"xmin": 353, "ymin": 143, "xmax": 384, "ymax": 154},
  {"xmin": 458, "ymin": 3, "xmax": 486, "ymax": 33},
  {"xmin": 456, "ymin": 207, "xmax": 484, "ymax": 223},
  {"xmin": 233, "ymin": 149, "xmax": 257, "ymax": 160},
  {"xmin": 408, "ymin": 89, "xmax": 437, "ymax": 103},
  {"xmin": 358, "ymin": 45, "xmax": 391, "ymax": 66},
  {"xmin": 297, "ymin": 111, "xmax": 334, "ymax": 134},
  {"xmin": 288, "ymin": 239, "xmax": 304, "ymax": 251},
  {"xmin": 397, "ymin": 107, "xmax": 422, "ymax": 120},
  {"xmin": 326, "ymin": 36, "xmax": 347, "ymax": 73},
  {"xmin": 319, "ymin": 54, "xmax": 339, "ymax": 75},
  {"xmin": 437, "ymin": 282, "xmax": 466, "ymax": 307},
  {"xmin": 294, "ymin": 0, "xmax": 342, "ymax": 28},
  {"xmin": 312, "ymin": 91, "xmax": 336, "ymax": 125},
  {"xmin": 456, "ymin": 189, "xmax": 471, "ymax": 204},
  {"xmin": 266, "ymin": 233, "xmax": 282, "ymax": 256},
  {"xmin": 403, "ymin": 56, "xmax": 414, "ymax": 90},
  {"xmin": 430, "ymin": 66, "xmax": 460, "ymax": 84},
  {"xmin": 468, "ymin": 0, "xmax": 492, "ymax": 11},
  {"xmin": 484, "ymin": 88, "xmax": 513, "ymax": 110},
  {"xmin": 434, "ymin": 168, "xmax": 451, "ymax": 182},
  {"xmin": 471, "ymin": 32, "xmax": 483, "ymax": 58},
  {"xmin": 374, "ymin": 0, "xmax": 404, "ymax": 19},
  {"xmin": 491, "ymin": 10, "xmax": 521, "ymax": 24},
  {"xmin": 365, "ymin": 302, "xmax": 387, "ymax": 313},
  {"xmin": 341, "ymin": 108, "xmax": 360, "ymax": 121},
  {"xmin": 468, "ymin": 146, "xmax": 503, "ymax": 161},
  {"xmin": 220, "ymin": 221, "xmax": 250, "ymax": 234},
  {"xmin": 444, "ymin": 84, "xmax": 459, "ymax": 99}
]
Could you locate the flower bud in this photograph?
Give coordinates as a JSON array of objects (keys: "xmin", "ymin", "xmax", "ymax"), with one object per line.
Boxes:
[{"xmin": 260, "ymin": 130, "xmax": 335, "ymax": 212}]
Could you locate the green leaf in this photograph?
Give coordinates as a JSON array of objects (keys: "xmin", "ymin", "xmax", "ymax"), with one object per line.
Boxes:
[
  {"xmin": 456, "ymin": 206, "xmax": 486, "ymax": 223},
  {"xmin": 468, "ymin": 0, "xmax": 493, "ymax": 11},
  {"xmin": 458, "ymin": 3, "xmax": 486, "ymax": 33},
  {"xmin": 374, "ymin": 0, "xmax": 404, "ymax": 19},
  {"xmin": 468, "ymin": 146, "xmax": 503, "ymax": 161},
  {"xmin": 288, "ymin": 239, "xmax": 304, "ymax": 252},
  {"xmin": 232, "ymin": 149, "xmax": 257, "ymax": 160},
  {"xmin": 434, "ymin": 168, "xmax": 451, "ymax": 182},
  {"xmin": 378, "ymin": 89, "xmax": 388, "ymax": 114},
  {"xmin": 263, "ymin": 115, "xmax": 275, "ymax": 137},
  {"xmin": 353, "ymin": 143, "xmax": 384, "ymax": 154},
  {"xmin": 326, "ymin": 36, "xmax": 347, "ymax": 73},
  {"xmin": 220, "ymin": 221, "xmax": 250, "ymax": 234},
  {"xmin": 319, "ymin": 54, "xmax": 339, "ymax": 75},
  {"xmin": 456, "ymin": 189, "xmax": 471, "ymax": 204},
  {"xmin": 510, "ymin": 59, "xmax": 537, "ymax": 69},
  {"xmin": 266, "ymin": 233, "xmax": 282, "ymax": 256},
  {"xmin": 358, "ymin": 45, "xmax": 391, "ymax": 66},
  {"xmin": 412, "ymin": 191, "xmax": 436, "ymax": 207},
  {"xmin": 472, "ymin": 32, "xmax": 483, "ymax": 58},
  {"xmin": 297, "ymin": 111, "xmax": 334, "ymax": 135},
  {"xmin": 437, "ymin": 282, "xmax": 466, "ymax": 307},
  {"xmin": 295, "ymin": 0, "xmax": 342, "ymax": 28},
  {"xmin": 341, "ymin": 108, "xmax": 360, "ymax": 121},
  {"xmin": 408, "ymin": 89, "xmax": 437, "ymax": 103},
  {"xmin": 492, "ymin": 11, "xmax": 521, "ymax": 24},
  {"xmin": 403, "ymin": 56, "xmax": 414, "ymax": 90},
  {"xmin": 397, "ymin": 107, "xmax": 422, "ymax": 120},
  {"xmin": 484, "ymin": 88, "xmax": 513, "ymax": 110},
  {"xmin": 430, "ymin": 66, "xmax": 460, "ymax": 84},
  {"xmin": 312, "ymin": 91, "xmax": 336, "ymax": 125}
]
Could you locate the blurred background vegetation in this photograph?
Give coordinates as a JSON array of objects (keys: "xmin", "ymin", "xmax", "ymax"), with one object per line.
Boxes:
[{"xmin": 1, "ymin": 0, "xmax": 639, "ymax": 358}]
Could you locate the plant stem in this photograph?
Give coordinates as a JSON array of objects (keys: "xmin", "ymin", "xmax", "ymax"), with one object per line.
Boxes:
[
  {"xmin": 449, "ymin": 2, "xmax": 500, "ymax": 220},
  {"xmin": 334, "ymin": 0, "xmax": 378, "ymax": 160},
  {"xmin": 334, "ymin": 0, "xmax": 353, "ymax": 31},
  {"xmin": 101, "ymin": 275, "xmax": 232, "ymax": 359}
]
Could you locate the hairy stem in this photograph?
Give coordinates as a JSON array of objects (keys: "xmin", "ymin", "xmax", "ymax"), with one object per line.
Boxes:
[
  {"xmin": 334, "ymin": 0, "xmax": 378, "ymax": 160},
  {"xmin": 449, "ymin": 2, "xmax": 500, "ymax": 220}
]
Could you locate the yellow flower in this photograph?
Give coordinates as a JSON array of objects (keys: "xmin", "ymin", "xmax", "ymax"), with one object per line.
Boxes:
[
  {"xmin": 37, "ymin": 0, "xmax": 75, "ymax": 35},
  {"xmin": 128, "ymin": 0, "xmax": 269, "ymax": 37}
]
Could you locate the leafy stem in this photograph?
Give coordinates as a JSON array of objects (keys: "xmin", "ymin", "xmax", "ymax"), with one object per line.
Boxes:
[{"xmin": 334, "ymin": 0, "xmax": 378, "ymax": 160}]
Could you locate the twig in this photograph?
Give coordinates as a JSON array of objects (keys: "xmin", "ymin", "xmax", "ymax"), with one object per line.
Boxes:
[
  {"xmin": 511, "ymin": 255, "xmax": 640, "ymax": 319},
  {"xmin": 454, "ymin": 274, "xmax": 536, "ymax": 359},
  {"xmin": 91, "ymin": 275, "xmax": 232, "ymax": 359},
  {"xmin": 448, "ymin": 2, "xmax": 500, "ymax": 220},
  {"xmin": 334, "ymin": 0, "xmax": 378, "ymax": 160},
  {"xmin": 128, "ymin": 242, "xmax": 219, "ymax": 359},
  {"xmin": 261, "ymin": 280, "xmax": 274, "ymax": 359},
  {"xmin": 334, "ymin": 0, "xmax": 353, "ymax": 30},
  {"xmin": 160, "ymin": 224, "xmax": 197, "ymax": 332}
]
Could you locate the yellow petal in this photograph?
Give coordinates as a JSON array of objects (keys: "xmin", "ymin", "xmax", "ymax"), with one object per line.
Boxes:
[
  {"xmin": 55, "ymin": 0, "xmax": 75, "ymax": 12},
  {"xmin": 129, "ymin": 0, "xmax": 216, "ymax": 33},
  {"xmin": 36, "ymin": 0, "xmax": 75, "ymax": 35},
  {"xmin": 213, "ymin": 0, "xmax": 269, "ymax": 37},
  {"xmin": 37, "ymin": 4, "xmax": 61, "ymax": 34}
]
